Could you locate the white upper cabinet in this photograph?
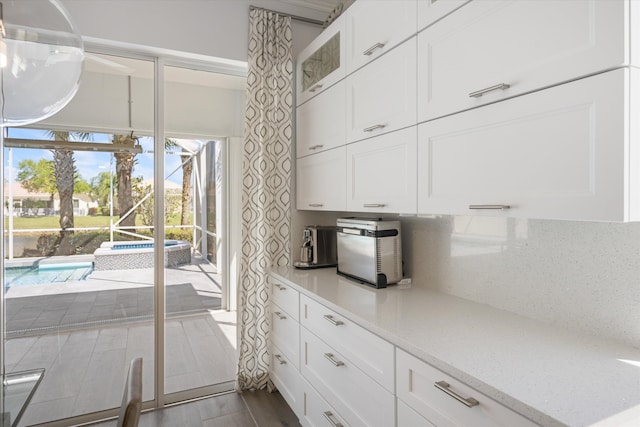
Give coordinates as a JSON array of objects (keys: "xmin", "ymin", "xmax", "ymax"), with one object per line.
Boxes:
[
  {"xmin": 417, "ymin": 0, "xmax": 470, "ymax": 31},
  {"xmin": 346, "ymin": 37, "xmax": 417, "ymax": 143},
  {"xmin": 418, "ymin": 0, "xmax": 630, "ymax": 122},
  {"xmin": 347, "ymin": 126, "xmax": 417, "ymax": 214},
  {"xmin": 296, "ymin": 80, "xmax": 345, "ymax": 158},
  {"xmin": 296, "ymin": 13, "xmax": 346, "ymax": 106},
  {"xmin": 345, "ymin": 0, "xmax": 417, "ymax": 74},
  {"xmin": 297, "ymin": 146, "xmax": 347, "ymax": 212},
  {"xmin": 418, "ymin": 68, "xmax": 640, "ymax": 222}
]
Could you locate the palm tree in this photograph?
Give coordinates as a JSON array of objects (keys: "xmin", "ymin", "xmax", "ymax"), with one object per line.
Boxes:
[
  {"xmin": 180, "ymin": 146, "xmax": 193, "ymax": 225},
  {"xmin": 113, "ymin": 133, "xmax": 138, "ymax": 231},
  {"xmin": 48, "ymin": 131, "xmax": 90, "ymax": 254}
]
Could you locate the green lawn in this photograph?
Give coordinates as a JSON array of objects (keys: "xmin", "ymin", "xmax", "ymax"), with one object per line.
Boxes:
[{"xmin": 5, "ymin": 214, "xmax": 191, "ymax": 230}]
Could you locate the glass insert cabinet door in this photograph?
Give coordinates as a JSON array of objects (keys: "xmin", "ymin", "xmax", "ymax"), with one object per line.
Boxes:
[{"xmin": 301, "ymin": 32, "xmax": 341, "ymax": 92}]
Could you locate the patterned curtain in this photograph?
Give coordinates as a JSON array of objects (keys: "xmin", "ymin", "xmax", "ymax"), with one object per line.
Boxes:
[{"xmin": 237, "ymin": 8, "xmax": 293, "ymax": 391}]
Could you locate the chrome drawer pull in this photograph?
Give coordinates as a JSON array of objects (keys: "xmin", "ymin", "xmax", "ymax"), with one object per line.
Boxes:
[
  {"xmin": 434, "ymin": 381, "xmax": 480, "ymax": 408},
  {"xmin": 323, "ymin": 314, "xmax": 344, "ymax": 326},
  {"xmin": 363, "ymin": 203, "xmax": 386, "ymax": 208},
  {"xmin": 274, "ymin": 354, "xmax": 287, "ymax": 365},
  {"xmin": 309, "ymin": 203, "xmax": 324, "ymax": 207},
  {"xmin": 323, "ymin": 411, "xmax": 344, "ymax": 427},
  {"xmin": 309, "ymin": 83, "xmax": 323, "ymax": 93},
  {"xmin": 363, "ymin": 124, "xmax": 386, "ymax": 132},
  {"xmin": 363, "ymin": 42, "xmax": 386, "ymax": 56},
  {"xmin": 309, "ymin": 144, "xmax": 324, "ymax": 150},
  {"xmin": 468, "ymin": 83, "xmax": 510, "ymax": 98},
  {"xmin": 324, "ymin": 353, "xmax": 345, "ymax": 367},
  {"xmin": 274, "ymin": 311, "xmax": 286, "ymax": 320},
  {"xmin": 274, "ymin": 283, "xmax": 286, "ymax": 290},
  {"xmin": 468, "ymin": 204, "xmax": 511, "ymax": 210}
]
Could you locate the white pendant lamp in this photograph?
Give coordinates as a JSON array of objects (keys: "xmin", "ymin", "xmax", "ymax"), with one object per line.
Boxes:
[{"xmin": 0, "ymin": 0, "xmax": 84, "ymax": 127}]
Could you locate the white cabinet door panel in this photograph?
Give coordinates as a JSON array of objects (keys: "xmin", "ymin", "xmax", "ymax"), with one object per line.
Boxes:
[
  {"xmin": 417, "ymin": 0, "xmax": 470, "ymax": 31},
  {"xmin": 300, "ymin": 378, "xmax": 350, "ymax": 427},
  {"xmin": 297, "ymin": 147, "xmax": 346, "ymax": 211},
  {"xmin": 270, "ymin": 277, "xmax": 300, "ymax": 321},
  {"xmin": 270, "ymin": 345, "xmax": 304, "ymax": 420},
  {"xmin": 418, "ymin": 69, "xmax": 634, "ymax": 221},
  {"xmin": 296, "ymin": 81, "xmax": 345, "ymax": 158},
  {"xmin": 418, "ymin": 0, "xmax": 628, "ymax": 122},
  {"xmin": 347, "ymin": 127, "xmax": 417, "ymax": 214},
  {"xmin": 271, "ymin": 302, "xmax": 300, "ymax": 368},
  {"xmin": 397, "ymin": 349, "xmax": 538, "ymax": 427},
  {"xmin": 345, "ymin": 0, "xmax": 417, "ymax": 73},
  {"xmin": 398, "ymin": 399, "xmax": 436, "ymax": 427},
  {"xmin": 301, "ymin": 327, "xmax": 395, "ymax": 427},
  {"xmin": 347, "ymin": 37, "xmax": 416, "ymax": 143}
]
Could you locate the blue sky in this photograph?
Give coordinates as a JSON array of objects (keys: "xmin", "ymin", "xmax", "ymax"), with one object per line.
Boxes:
[{"xmin": 4, "ymin": 128, "xmax": 184, "ymax": 187}]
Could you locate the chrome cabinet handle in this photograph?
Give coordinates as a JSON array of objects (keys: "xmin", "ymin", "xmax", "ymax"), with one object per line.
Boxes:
[
  {"xmin": 363, "ymin": 42, "xmax": 386, "ymax": 56},
  {"xmin": 309, "ymin": 144, "xmax": 324, "ymax": 150},
  {"xmin": 274, "ymin": 354, "xmax": 287, "ymax": 365},
  {"xmin": 323, "ymin": 314, "xmax": 344, "ymax": 326},
  {"xmin": 323, "ymin": 411, "xmax": 344, "ymax": 427},
  {"xmin": 308, "ymin": 203, "xmax": 324, "ymax": 207},
  {"xmin": 274, "ymin": 283, "xmax": 286, "ymax": 290},
  {"xmin": 274, "ymin": 311, "xmax": 286, "ymax": 320},
  {"xmin": 363, "ymin": 124, "xmax": 386, "ymax": 132},
  {"xmin": 309, "ymin": 83, "xmax": 323, "ymax": 93},
  {"xmin": 324, "ymin": 353, "xmax": 345, "ymax": 367},
  {"xmin": 468, "ymin": 204, "xmax": 511, "ymax": 210},
  {"xmin": 363, "ymin": 203, "xmax": 386, "ymax": 208},
  {"xmin": 468, "ymin": 83, "xmax": 510, "ymax": 98},
  {"xmin": 434, "ymin": 381, "xmax": 480, "ymax": 408}
]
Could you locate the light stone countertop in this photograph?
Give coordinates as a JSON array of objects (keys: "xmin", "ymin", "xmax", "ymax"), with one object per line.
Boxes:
[{"xmin": 270, "ymin": 266, "xmax": 640, "ymax": 427}]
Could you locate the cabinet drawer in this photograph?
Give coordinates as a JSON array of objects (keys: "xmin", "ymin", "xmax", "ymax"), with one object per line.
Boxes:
[
  {"xmin": 418, "ymin": 0, "xmax": 628, "ymax": 122},
  {"xmin": 271, "ymin": 302, "xmax": 300, "ymax": 368},
  {"xmin": 296, "ymin": 146, "xmax": 347, "ymax": 212},
  {"xmin": 417, "ymin": 0, "xmax": 470, "ymax": 31},
  {"xmin": 270, "ymin": 277, "xmax": 299, "ymax": 321},
  {"xmin": 345, "ymin": 0, "xmax": 416, "ymax": 74},
  {"xmin": 301, "ymin": 327, "xmax": 395, "ymax": 427},
  {"xmin": 297, "ymin": 13, "xmax": 345, "ymax": 105},
  {"xmin": 270, "ymin": 344, "xmax": 303, "ymax": 420},
  {"xmin": 296, "ymin": 80, "xmax": 345, "ymax": 158},
  {"xmin": 418, "ymin": 68, "xmax": 639, "ymax": 222},
  {"xmin": 398, "ymin": 399, "xmax": 435, "ymax": 427},
  {"xmin": 396, "ymin": 349, "xmax": 538, "ymax": 427},
  {"xmin": 301, "ymin": 378, "xmax": 350, "ymax": 427},
  {"xmin": 346, "ymin": 37, "xmax": 416, "ymax": 143},
  {"xmin": 347, "ymin": 126, "xmax": 417, "ymax": 215},
  {"xmin": 300, "ymin": 294, "xmax": 394, "ymax": 392}
]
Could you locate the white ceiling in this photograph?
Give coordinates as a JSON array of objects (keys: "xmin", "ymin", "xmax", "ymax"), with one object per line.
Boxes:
[{"xmin": 282, "ymin": 0, "xmax": 345, "ymax": 13}]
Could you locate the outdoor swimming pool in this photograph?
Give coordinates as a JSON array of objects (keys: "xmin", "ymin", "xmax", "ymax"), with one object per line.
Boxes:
[
  {"xmin": 5, "ymin": 262, "xmax": 93, "ymax": 287},
  {"xmin": 94, "ymin": 240, "xmax": 191, "ymax": 270}
]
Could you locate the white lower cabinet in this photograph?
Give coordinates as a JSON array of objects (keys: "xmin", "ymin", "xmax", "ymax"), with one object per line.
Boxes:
[
  {"xmin": 396, "ymin": 349, "xmax": 538, "ymax": 427},
  {"xmin": 270, "ymin": 345, "xmax": 304, "ymax": 420},
  {"xmin": 300, "ymin": 327, "xmax": 395, "ymax": 427},
  {"xmin": 301, "ymin": 378, "xmax": 350, "ymax": 427},
  {"xmin": 271, "ymin": 301, "xmax": 300, "ymax": 368},
  {"xmin": 418, "ymin": 68, "xmax": 640, "ymax": 221},
  {"xmin": 397, "ymin": 399, "xmax": 436, "ymax": 427}
]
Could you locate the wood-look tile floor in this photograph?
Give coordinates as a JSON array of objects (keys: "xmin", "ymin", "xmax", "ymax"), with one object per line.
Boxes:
[{"xmin": 89, "ymin": 389, "xmax": 301, "ymax": 427}]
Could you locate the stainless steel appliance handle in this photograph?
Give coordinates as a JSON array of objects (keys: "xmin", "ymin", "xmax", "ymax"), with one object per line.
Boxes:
[
  {"xmin": 323, "ymin": 314, "xmax": 344, "ymax": 326},
  {"xmin": 323, "ymin": 411, "xmax": 344, "ymax": 427},
  {"xmin": 309, "ymin": 83, "xmax": 323, "ymax": 93},
  {"xmin": 363, "ymin": 203, "xmax": 386, "ymax": 208},
  {"xmin": 274, "ymin": 354, "xmax": 287, "ymax": 365},
  {"xmin": 274, "ymin": 312, "xmax": 286, "ymax": 320},
  {"xmin": 324, "ymin": 353, "xmax": 345, "ymax": 367},
  {"xmin": 363, "ymin": 42, "xmax": 386, "ymax": 56},
  {"xmin": 363, "ymin": 124, "xmax": 386, "ymax": 132},
  {"xmin": 434, "ymin": 381, "xmax": 480, "ymax": 407},
  {"xmin": 468, "ymin": 204, "xmax": 510, "ymax": 210},
  {"xmin": 468, "ymin": 83, "xmax": 510, "ymax": 98}
]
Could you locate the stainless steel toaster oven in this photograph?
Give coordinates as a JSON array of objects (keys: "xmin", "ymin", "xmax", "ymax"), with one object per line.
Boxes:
[{"xmin": 336, "ymin": 218, "xmax": 402, "ymax": 288}]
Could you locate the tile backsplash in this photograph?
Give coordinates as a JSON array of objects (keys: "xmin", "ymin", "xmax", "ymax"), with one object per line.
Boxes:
[{"xmin": 292, "ymin": 211, "xmax": 640, "ymax": 347}]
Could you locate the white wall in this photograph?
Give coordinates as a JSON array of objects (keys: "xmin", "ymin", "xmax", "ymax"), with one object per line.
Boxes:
[{"xmin": 61, "ymin": 0, "xmax": 326, "ymax": 61}]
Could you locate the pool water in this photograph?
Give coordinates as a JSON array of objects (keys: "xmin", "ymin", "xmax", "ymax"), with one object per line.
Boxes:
[{"xmin": 5, "ymin": 262, "xmax": 93, "ymax": 287}]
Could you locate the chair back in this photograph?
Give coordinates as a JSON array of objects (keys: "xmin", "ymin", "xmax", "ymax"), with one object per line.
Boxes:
[{"xmin": 117, "ymin": 357, "xmax": 143, "ymax": 427}]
